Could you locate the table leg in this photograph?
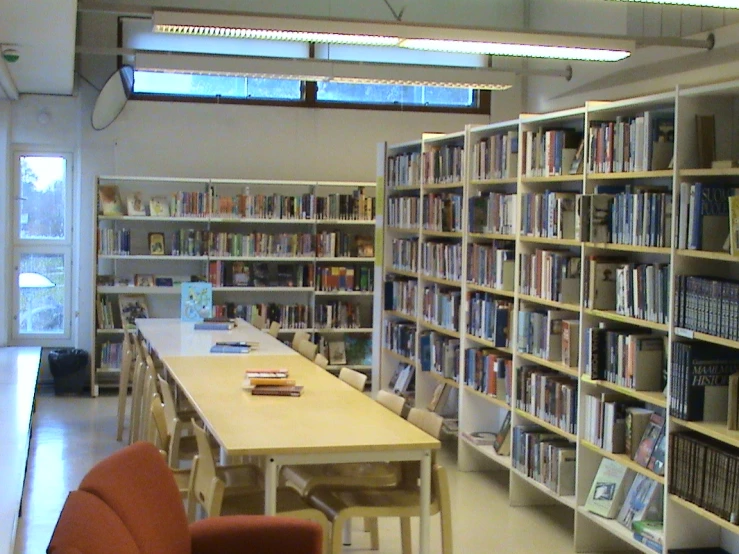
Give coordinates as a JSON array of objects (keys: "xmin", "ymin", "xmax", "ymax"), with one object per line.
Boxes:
[
  {"xmin": 264, "ymin": 457, "xmax": 277, "ymax": 516},
  {"xmin": 419, "ymin": 451, "xmax": 431, "ymax": 554}
]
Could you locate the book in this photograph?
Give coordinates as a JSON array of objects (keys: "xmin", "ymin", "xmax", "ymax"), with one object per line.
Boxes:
[
  {"xmin": 493, "ymin": 411, "xmax": 511, "ymax": 455},
  {"xmin": 633, "ymin": 413, "xmax": 665, "ymax": 467},
  {"xmin": 616, "ymin": 474, "xmax": 663, "ymax": 529},
  {"xmin": 242, "ymin": 377, "xmax": 297, "ymax": 390},
  {"xmin": 244, "ymin": 369, "xmax": 289, "ymax": 379},
  {"xmin": 461, "ymin": 431, "xmax": 496, "ymax": 446},
  {"xmin": 327, "ymin": 339, "xmax": 347, "ymax": 365},
  {"xmin": 210, "ymin": 343, "xmax": 250, "ymax": 353},
  {"xmin": 625, "ymin": 407, "xmax": 654, "ymax": 459},
  {"xmin": 194, "ymin": 321, "xmax": 234, "ymax": 330},
  {"xmin": 180, "ymin": 282, "xmax": 213, "ymax": 322},
  {"xmin": 251, "ymin": 385, "xmax": 304, "ymax": 397},
  {"xmin": 584, "ymin": 457, "xmax": 635, "ymax": 518},
  {"xmin": 632, "ymin": 520, "xmax": 664, "ymax": 542},
  {"xmin": 118, "ymin": 294, "xmax": 149, "ymax": 330},
  {"xmin": 98, "ymin": 185, "xmax": 123, "ymax": 215},
  {"xmin": 561, "ymin": 319, "xmax": 579, "ymax": 368},
  {"xmin": 696, "ymin": 114, "xmax": 716, "ymax": 169},
  {"xmin": 149, "ymin": 196, "xmax": 171, "ymax": 217},
  {"xmin": 344, "ymin": 336, "xmax": 371, "ymax": 365},
  {"xmin": 729, "ymin": 196, "xmax": 739, "ymax": 256},
  {"xmin": 427, "ymin": 382, "xmax": 451, "ymax": 413},
  {"xmin": 646, "ymin": 428, "xmax": 667, "ymax": 475},
  {"xmin": 633, "ymin": 532, "xmax": 663, "ymax": 554},
  {"xmin": 126, "ymin": 192, "xmax": 147, "ymax": 216}
]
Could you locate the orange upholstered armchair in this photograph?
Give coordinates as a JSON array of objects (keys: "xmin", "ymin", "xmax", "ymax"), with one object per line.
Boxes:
[{"xmin": 47, "ymin": 441, "xmax": 323, "ymax": 554}]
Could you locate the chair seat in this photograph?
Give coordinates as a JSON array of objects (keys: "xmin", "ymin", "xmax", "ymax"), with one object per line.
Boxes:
[
  {"xmin": 307, "ymin": 485, "xmax": 438, "ymax": 521},
  {"xmin": 217, "ymin": 464, "xmax": 264, "ymax": 494},
  {"xmin": 282, "ymin": 462, "xmax": 401, "ymax": 496},
  {"xmin": 220, "ymin": 486, "xmax": 329, "ymax": 523}
]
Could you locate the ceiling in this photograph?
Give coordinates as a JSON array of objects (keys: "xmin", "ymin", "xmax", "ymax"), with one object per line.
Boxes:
[{"xmin": 0, "ymin": 0, "xmax": 77, "ymax": 99}]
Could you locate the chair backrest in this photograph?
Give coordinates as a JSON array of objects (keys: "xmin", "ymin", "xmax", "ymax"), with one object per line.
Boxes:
[
  {"xmin": 120, "ymin": 330, "xmax": 133, "ymax": 378},
  {"xmin": 252, "ymin": 312, "xmax": 267, "ymax": 330},
  {"xmin": 339, "ymin": 367, "xmax": 367, "ymax": 392},
  {"xmin": 376, "ymin": 390, "xmax": 406, "ymax": 416},
  {"xmin": 297, "ymin": 340, "xmax": 318, "ymax": 360},
  {"xmin": 78, "ymin": 442, "xmax": 191, "ymax": 554},
  {"xmin": 292, "ymin": 330, "xmax": 310, "ymax": 350},
  {"xmin": 150, "ymin": 393, "xmax": 170, "ymax": 451},
  {"xmin": 267, "ymin": 321, "xmax": 281, "ymax": 337},
  {"xmin": 407, "ymin": 408, "xmax": 443, "ymax": 439},
  {"xmin": 314, "ymin": 353, "xmax": 329, "ymax": 369},
  {"xmin": 157, "ymin": 376, "xmax": 178, "ymax": 440},
  {"xmin": 190, "ymin": 421, "xmax": 226, "ymax": 517}
]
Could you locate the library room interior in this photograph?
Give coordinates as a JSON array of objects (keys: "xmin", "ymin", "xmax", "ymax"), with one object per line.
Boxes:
[{"xmin": 4, "ymin": 0, "xmax": 739, "ymax": 553}]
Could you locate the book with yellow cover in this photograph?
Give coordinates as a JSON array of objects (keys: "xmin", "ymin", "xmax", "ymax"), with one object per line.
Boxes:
[{"xmin": 729, "ymin": 195, "xmax": 739, "ymax": 256}]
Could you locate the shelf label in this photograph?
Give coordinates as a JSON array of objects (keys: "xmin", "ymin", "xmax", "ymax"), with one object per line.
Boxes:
[{"xmin": 675, "ymin": 327, "xmax": 694, "ymax": 339}]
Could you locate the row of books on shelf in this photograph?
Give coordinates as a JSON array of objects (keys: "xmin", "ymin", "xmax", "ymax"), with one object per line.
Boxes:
[
  {"xmin": 207, "ymin": 261, "xmax": 312, "ymax": 288},
  {"xmin": 675, "ymin": 275, "xmax": 739, "ymax": 341},
  {"xmin": 97, "ymin": 341, "xmax": 124, "ymax": 370},
  {"xmin": 423, "ymin": 143, "xmax": 465, "ymax": 185},
  {"xmin": 386, "ymin": 151, "xmax": 422, "ymax": 188},
  {"xmin": 467, "ymin": 242, "xmax": 515, "ymax": 292},
  {"xmin": 515, "ymin": 366, "xmax": 577, "ymax": 435},
  {"xmin": 385, "ymin": 279, "xmax": 417, "ymax": 315},
  {"xmin": 677, "ymin": 182, "xmax": 738, "ymax": 252},
  {"xmin": 583, "ymin": 327, "xmax": 665, "ymax": 391},
  {"xmin": 390, "ymin": 238, "xmax": 418, "ymax": 273},
  {"xmin": 383, "ymin": 320, "xmax": 416, "ymax": 360},
  {"xmin": 100, "ymin": 185, "xmax": 375, "ymax": 220},
  {"xmin": 314, "ymin": 301, "xmax": 364, "ymax": 329},
  {"xmin": 420, "ymin": 241, "xmax": 463, "ymax": 282},
  {"xmin": 521, "ymin": 128, "xmax": 582, "ymax": 178},
  {"xmin": 422, "ymin": 193, "xmax": 463, "ymax": 232},
  {"xmin": 419, "ymin": 332, "xmax": 459, "ymax": 380},
  {"xmin": 387, "ymin": 197, "xmax": 420, "ymax": 229},
  {"xmin": 464, "ymin": 349, "xmax": 511, "ymax": 403},
  {"xmin": 511, "ymin": 425, "xmax": 576, "ymax": 495},
  {"xmin": 587, "ymin": 112, "xmax": 674, "ymax": 174},
  {"xmin": 389, "ymin": 363, "xmax": 416, "ymax": 396},
  {"xmin": 518, "ymin": 249, "xmax": 580, "ymax": 304},
  {"xmin": 421, "ymin": 286, "xmax": 460, "ymax": 331},
  {"xmin": 468, "ymin": 294, "xmax": 511, "ymax": 347},
  {"xmin": 668, "ymin": 341, "xmax": 739, "ymax": 422},
  {"xmin": 315, "ymin": 266, "xmax": 374, "ymax": 292},
  {"xmin": 471, "ymin": 130, "xmax": 518, "ymax": 181},
  {"xmin": 469, "ymin": 193, "xmax": 516, "ymax": 236},
  {"xmin": 517, "ymin": 309, "xmax": 576, "ymax": 364},
  {"xmin": 316, "ymin": 336, "xmax": 372, "ymax": 366},
  {"xmin": 316, "ymin": 232, "xmax": 374, "ymax": 258}
]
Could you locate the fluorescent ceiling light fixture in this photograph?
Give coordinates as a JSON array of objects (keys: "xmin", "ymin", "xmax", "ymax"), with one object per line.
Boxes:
[
  {"xmin": 398, "ymin": 39, "xmax": 629, "ymax": 62},
  {"xmin": 608, "ymin": 0, "xmax": 739, "ymax": 7},
  {"xmin": 135, "ymin": 52, "xmax": 514, "ymax": 90},
  {"xmin": 152, "ymin": 10, "xmax": 635, "ymax": 62}
]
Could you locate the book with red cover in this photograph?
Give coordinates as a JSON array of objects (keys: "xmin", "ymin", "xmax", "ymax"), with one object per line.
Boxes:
[{"xmin": 251, "ymin": 385, "xmax": 304, "ymax": 397}]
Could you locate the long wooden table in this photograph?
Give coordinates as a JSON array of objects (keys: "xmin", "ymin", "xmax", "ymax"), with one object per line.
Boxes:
[{"xmin": 138, "ymin": 320, "xmax": 440, "ymax": 554}]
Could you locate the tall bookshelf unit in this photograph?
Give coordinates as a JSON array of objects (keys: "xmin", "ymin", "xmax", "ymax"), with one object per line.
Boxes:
[
  {"xmin": 93, "ymin": 176, "xmax": 375, "ymax": 396},
  {"xmin": 375, "ymin": 80, "xmax": 739, "ymax": 553}
]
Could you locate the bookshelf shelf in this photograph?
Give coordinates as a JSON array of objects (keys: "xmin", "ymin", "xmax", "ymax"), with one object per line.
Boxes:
[
  {"xmin": 97, "ymin": 286, "xmax": 182, "ymax": 294},
  {"xmin": 468, "ymin": 232, "xmax": 516, "ymax": 241},
  {"xmin": 464, "ymin": 385, "xmax": 510, "ymax": 410},
  {"xmin": 587, "ymin": 170, "xmax": 674, "ymax": 180},
  {"xmin": 675, "ymin": 249, "xmax": 739, "ymax": 263},
  {"xmin": 669, "ymin": 495, "xmax": 739, "ymax": 536},
  {"xmin": 518, "ymin": 352, "xmax": 579, "ymax": 378},
  {"xmin": 466, "ymin": 334, "xmax": 513, "ymax": 354},
  {"xmin": 420, "ymin": 274, "xmax": 462, "ymax": 288},
  {"xmin": 511, "ymin": 467, "xmax": 577, "ymax": 510},
  {"xmin": 387, "ymin": 186, "xmax": 422, "ymax": 194},
  {"xmin": 317, "ymin": 256, "xmax": 374, "ymax": 263},
  {"xmin": 327, "ymin": 364, "xmax": 372, "ymax": 371},
  {"xmin": 519, "ymin": 236, "xmax": 582, "ymax": 247},
  {"xmin": 385, "ymin": 226, "xmax": 419, "ymax": 234},
  {"xmin": 581, "ymin": 376, "xmax": 668, "ymax": 409},
  {"xmin": 584, "ymin": 309, "xmax": 668, "ymax": 332},
  {"xmin": 421, "ymin": 230, "xmax": 464, "ymax": 239},
  {"xmin": 314, "ymin": 290, "xmax": 373, "ymax": 296},
  {"xmin": 382, "ymin": 348, "xmax": 418, "ymax": 368},
  {"xmin": 316, "ymin": 219, "xmax": 376, "ymax": 225},
  {"xmin": 96, "ymin": 328, "xmax": 125, "ymax": 334},
  {"xmin": 207, "ymin": 256, "xmax": 316, "ymax": 262},
  {"xmin": 459, "ymin": 437, "xmax": 512, "ymax": 469},
  {"xmin": 679, "ymin": 168, "xmax": 739, "ymax": 178},
  {"xmin": 384, "ymin": 310, "xmax": 416, "ymax": 323},
  {"xmin": 98, "ymin": 255, "xmax": 208, "ymax": 261},
  {"xmin": 214, "ymin": 286, "xmax": 314, "ymax": 292},
  {"xmin": 518, "ymin": 294, "xmax": 581, "ymax": 312},
  {"xmin": 315, "ymin": 328, "xmax": 373, "ymax": 334},
  {"xmin": 426, "ymin": 372, "xmax": 459, "ymax": 388},
  {"xmin": 213, "ymin": 217, "xmax": 314, "ymax": 224},
  {"xmin": 671, "ymin": 418, "xmax": 739, "ymax": 449},
  {"xmin": 520, "ymin": 175, "xmax": 583, "ymax": 184},
  {"xmin": 423, "ymin": 181, "xmax": 464, "ymax": 190},
  {"xmin": 674, "ymin": 328, "xmax": 739, "ymax": 351},
  {"xmin": 385, "ymin": 267, "xmax": 419, "ymax": 279},
  {"xmin": 576, "ymin": 507, "xmax": 657, "ymax": 554},
  {"xmin": 419, "ymin": 320, "xmax": 461, "ymax": 339},
  {"xmin": 580, "ymin": 440, "xmax": 665, "ymax": 485},
  {"xmin": 466, "ymin": 283, "xmax": 515, "ymax": 297},
  {"xmin": 469, "ymin": 178, "xmax": 518, "ymax": 186},
  {"xmin": 514, "ymin": 408, "xmax": 577, "ymax": 442},
  {"xmin": 98, "ymin": 215, "xmax": 209, "ymax": 223},
  {"xmin": 583, "ymin": 242, "xmax": 671, "ymax": 255},
  {"xmin": 278, "ymin": 328, "xmax": 315, "ymax": 334}
]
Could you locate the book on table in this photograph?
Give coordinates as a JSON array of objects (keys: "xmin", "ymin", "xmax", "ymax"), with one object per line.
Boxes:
[
  {"xmin": 251, "ymin": 385, "xmax": 304, "ymax": 397},
  {"xmin": 210, "ymin": 343, "xmax": 250, "ymax": 354}
]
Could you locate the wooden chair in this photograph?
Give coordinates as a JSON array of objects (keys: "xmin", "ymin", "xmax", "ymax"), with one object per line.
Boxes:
[
  {"xmin": 314, "ymin": 353, "xmax": 329, "ymax": 369},
  {"xmin": 157, "ymin": 376, "xmax": 199, "ymax": 468},
  {"xmin": 376, "ymin": 389, "xmax": 406, "ymax": 416},
  {"xmin": 127, "ymin": 337, "xmax": 147, "ymax": 444},
  {"xmin": 339, "ymin": 367, "xmax": 367, "ymax": 391},
  {"xmin": 267, "ymin": 321, "xmax": 281, "ymax": 337},
  {"xmin": 115, "ymin": 329, "xmax": 134, "ymax": 441},
  {"xmin": 292, "ymin": 330, "xmax": 310, "ymax": 350},
  {"xmin": 297, "ymin": 340, "xmax": 318, "ymax": 361},
  {"xmin": 251, "ymin": 312, "xmax": 267, "ymax": 330},
  {"xmin": 189, "ymin": 421, "xmax": 331, "ymax": 553},
  {"xmin": 306, "ymin": 408, "xmax": 453, "ymax": 554}
]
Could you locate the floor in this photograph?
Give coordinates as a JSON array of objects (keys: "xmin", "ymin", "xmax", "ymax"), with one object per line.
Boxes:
[{"xmin": 16, "ymin": 389, "xmax": 585, "ymax": 554}]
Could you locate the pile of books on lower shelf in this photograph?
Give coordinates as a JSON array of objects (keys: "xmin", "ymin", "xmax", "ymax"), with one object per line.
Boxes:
[{"xmin": 242, "ymin": 368, "xmax": 303, "ymax": 397}]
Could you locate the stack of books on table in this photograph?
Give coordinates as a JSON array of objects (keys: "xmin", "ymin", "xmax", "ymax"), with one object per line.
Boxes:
[{"xmin": 243, "ymin": 368, "xmax": 303, "ymax": 397}]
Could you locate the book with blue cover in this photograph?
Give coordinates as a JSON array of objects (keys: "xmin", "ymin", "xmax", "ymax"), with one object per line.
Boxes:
[
  {"xmin": 181, "ymin": 282, "xmax": 213, "ymax": 322},
  {"xmin": 210, "ymin": 342, "xmax": 250, "ymax": 354}
]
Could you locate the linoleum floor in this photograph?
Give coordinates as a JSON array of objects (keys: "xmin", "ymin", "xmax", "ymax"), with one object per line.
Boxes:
[{"xmin": 15, "ymin": 390, "xmax": 588, "ymax": 554}]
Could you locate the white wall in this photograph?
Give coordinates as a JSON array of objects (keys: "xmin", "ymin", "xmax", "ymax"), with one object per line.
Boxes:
[{"xmin": 0, "ymin": 101, "xmax": 9, "ymax": 346}]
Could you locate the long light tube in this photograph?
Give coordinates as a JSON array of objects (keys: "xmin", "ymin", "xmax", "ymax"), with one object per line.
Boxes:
[{"xmin": 608, "ymin": 0, "xmax": 739, "ymax": 7}]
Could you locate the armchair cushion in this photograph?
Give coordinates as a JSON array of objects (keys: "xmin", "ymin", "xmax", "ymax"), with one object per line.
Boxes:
[
  {"xmin": 47, "ymin": 491, "xmax": 140, "ymax": 554},
  {"xmin": 190, "ymin": 516, "xmax": 322, "ymax": 554},
  {"xmin": 78, "ymin": 442, "xmax": 190, "ymax": 554}
]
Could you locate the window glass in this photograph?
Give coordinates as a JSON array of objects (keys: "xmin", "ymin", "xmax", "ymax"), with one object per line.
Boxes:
[
  {"xmin": 18, "ymin": 155, "xmax": 67, "ymax": 241},
  {"xmin": 133, "ymin": 70, "xmax": 302, "ymax": 100},
  {"xmin": 17, "ymin": 253, "xmax": 66, "ymax": 335},
  {"xmin": 316, "ymin": 82, "xmax": 474, "ymax": 107}
]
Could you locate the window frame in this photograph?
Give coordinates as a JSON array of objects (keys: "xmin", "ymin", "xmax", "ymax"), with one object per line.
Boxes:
[{"xmin": 10, "ymin": 149, "xmax": 75, "ymax": 345}]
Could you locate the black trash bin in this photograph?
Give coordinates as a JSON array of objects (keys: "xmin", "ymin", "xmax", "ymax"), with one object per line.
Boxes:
[{"xmin": 48, "ymin": 348, "xmax": 89, "ymax": 395}]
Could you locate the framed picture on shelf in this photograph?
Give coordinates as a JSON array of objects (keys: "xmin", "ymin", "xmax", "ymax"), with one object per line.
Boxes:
[
  {"xmin": 148, "ymin": 232, "xmax": 165, "ymax": 256},
  {"xmin": 134, "ymin": 274, "xmax": 155, "ymax": 287},
  {"xmin": 149, "ymin": 196, "xmax": 170, "ymax": 217},
  {"xmin": 328, "ymin": 339, "xmax": 347, "ymax": 365},
  {"xmin": 154, "ymin": 277, "xmax": 174, "ymax": 287},
  {"xmin": 98, "ymin": 185, "xmax": 122, "ymax": 215},
  {"xmin": 118, "ymin": 294, "xmax": 149, "ymax": 330},
  {"xmin": 126, "ymin": 192, "xmax": 147, "ymax": 216}
]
